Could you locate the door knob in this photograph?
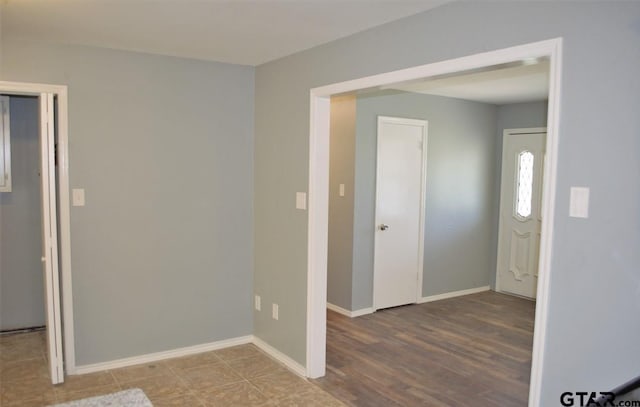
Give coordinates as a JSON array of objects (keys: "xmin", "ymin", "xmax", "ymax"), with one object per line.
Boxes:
[{"xmin": 379, "ymin": 224, "xmax": 389, "ymax": 231}]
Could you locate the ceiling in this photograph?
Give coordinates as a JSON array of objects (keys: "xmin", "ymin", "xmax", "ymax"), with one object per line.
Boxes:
[
  {"xmin": 387, "ymin": 60, "xmax": 550, "ymax": 104},
  {"xmin": 0, "ymin": 0, "xmax": 451, "ymax": 66}
]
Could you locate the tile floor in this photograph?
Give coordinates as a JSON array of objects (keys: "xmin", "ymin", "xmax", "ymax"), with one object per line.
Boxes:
[{"xmin": 0, "ymin": 330, "xmax": 346, "ymax": 406}]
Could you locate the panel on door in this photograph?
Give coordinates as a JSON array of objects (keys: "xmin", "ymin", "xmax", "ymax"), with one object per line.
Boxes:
[
  {"xmin": 496, "ymin": 129, "xmax": 546, "ymax": 299},
  {"xmin": 39, "ymin": 93, "xmax": 64, "ymax": 384},
  {"xmin": 373, "ymin": 117, "xmax": 427, "ymax": 310}
]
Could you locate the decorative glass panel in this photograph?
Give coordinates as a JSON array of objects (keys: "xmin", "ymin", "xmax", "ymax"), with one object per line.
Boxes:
[{"xmin": 516, "ymin": 151, "xmax": 534, "ymax": 218}]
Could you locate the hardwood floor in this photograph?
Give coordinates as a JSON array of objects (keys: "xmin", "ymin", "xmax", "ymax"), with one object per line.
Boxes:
[{"xmin": 313, "ymin": 291, "xmax": 535, "ymax": 407}]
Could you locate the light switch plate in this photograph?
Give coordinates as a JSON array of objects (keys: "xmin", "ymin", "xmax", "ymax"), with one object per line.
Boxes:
[
  {"xmin": 569, "ymin": 187, "xmax": 589, "ymax": 218},
  {"xmin": 296, "ymin": 192, "xmax": 306, "ymax": 210},
  {"xmin": 72, "ymin": 188, "xmax": 85, "ymax": 207},
  {"xmin": 272, "ymin": 303, "xmax": 279, "ymax": 320},
  {"xmin": 339, "ymin": 184, "xmax": 345, "ymax": 197},
  {"xmin": 254, "ymin": 295, "xmax": 261, "ymax": 311}
]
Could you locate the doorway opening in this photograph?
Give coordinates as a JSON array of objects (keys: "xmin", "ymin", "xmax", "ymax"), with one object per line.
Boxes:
[
  {"xmin": 307, "ymin": 39, "xmax": 562, "ymax": 406},
  {"xmin": 0, "ymin": 81, "xmax": 74, "ymax": 384}
]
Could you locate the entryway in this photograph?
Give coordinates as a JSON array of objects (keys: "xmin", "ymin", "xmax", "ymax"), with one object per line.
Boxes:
[
  {"xmin": 496, "ymin": 128, "xmax": 547, "ymax": 299},
  {"xmin": 309, "ymin": 39, "xmax": 562, "ymax": 407},
  {"xmin": 0, "ymin": 81, "xmax": 74, "ymax": 384}
]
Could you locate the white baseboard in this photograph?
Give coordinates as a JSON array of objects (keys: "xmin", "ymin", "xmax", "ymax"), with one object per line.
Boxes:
[
  {"xmin": 72, "ymin": 334, "xmax": 308, "ymax": 379},
  {"xmin": 252, "ymin": 336, "xmax": 306, "ymax": 377},
  {"xmin": 72, "ymin": 335, "xmax": 253, "ymax": 375},
  {"xmin": 418, "ymin": 286, "xmax": 490, "ymax": 304},
  {"xmin": 326, "ymin": 302, "xmax": 374, "ymax": 318}
]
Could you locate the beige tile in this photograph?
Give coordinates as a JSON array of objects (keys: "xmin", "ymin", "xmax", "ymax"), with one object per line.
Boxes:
[
  {"xmin": 215, "ymin": 344, "xmax": 263, "ymax": 361},
  {"xmin": 4, "ymin": 397, "xmax": 57, "ymax": 407},
  {"xmin": 250, "ymin": 370, "xmax": 313, "ymax": 400},
  {"xmin": 0, "ymin": 358, "xmax": 49, "ymax": 383},
  {"xmin": 152, "ymin": 393, "xmax": 206, "ymax": 407},
  {"xmin": 178, "ymin": 363, "xmax": 244, "ymax": 390},
  {"xmin": 278, "ymin": 386, "xmax": 348, "ymax": 407},
  {"xmin": 53, "ymin": 371, "xmax": 118, "ymax": 394},
  {"xmin": 0, "ymin": 331, "xmax": 44, "ymax": 346},
  {"xmin": 0, "ymin": 344, "xmax": 44, "ymax": 363},
  {"xmin": 0, "ymin": 375, "xmax": 57, "ymax": 406},
  {"xmin": 110, "ymin": 362, "xmax": 174, "ymax": 382},
  {"xmin": 120, "ymin": 374, "xmax": 191, "ymax": 402},
  {"xmin": 226, "ymin": 353, "xmax": 286, "ymax": 379},
  {"xmin": 54, "ymin": 383, "xmax": 123, "ymax": 403},
  {"xmin": 197, "ymin": 381, "xmax": 268, "ymax": 407},
  {"xmin": 164, "ymin": 351, "xmax": 222, "ymax": 372}
]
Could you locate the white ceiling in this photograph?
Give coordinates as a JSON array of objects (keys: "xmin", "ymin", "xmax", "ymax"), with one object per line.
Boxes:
[
  {"xmin": 388, "ymin": 60, "xmax": 550, "ymax": 104},
  {"xmin": 1, "ymin": 0, "xmax": 451, "ymax": 66}
]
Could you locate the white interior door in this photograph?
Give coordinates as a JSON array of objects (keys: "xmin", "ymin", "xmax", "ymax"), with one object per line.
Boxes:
[
  {"xmin": 373, "ymin": 116, "xmax": 427, "ymax": 310},
  {"xmin": 496, "ymin": 128, "xmax": 546, "ymax": 299},
  {"xmin": 39, "ymin": 93, "xmax": 64, "ymax": 384}
]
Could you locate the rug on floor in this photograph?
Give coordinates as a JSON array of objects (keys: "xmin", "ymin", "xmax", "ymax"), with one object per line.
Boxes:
[{"xmin": 47, "ymin": 388, "xmax": 153, "ymax": 407}]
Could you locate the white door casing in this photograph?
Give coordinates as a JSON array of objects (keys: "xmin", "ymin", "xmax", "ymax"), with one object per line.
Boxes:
[
  {"xmin": 39, "ymin": 93, "xmax": 64, "ymax": 384},
  {"xmin": 373, "ymin": 116, "xmax": 427, "ymax": 310},
  {"xmin": 308, "ymin": 39, "xmax": 562, "ymax": 406},
  {"xmin": 496, "ymin": 128, "xmax": 546, "ymax": 299}
]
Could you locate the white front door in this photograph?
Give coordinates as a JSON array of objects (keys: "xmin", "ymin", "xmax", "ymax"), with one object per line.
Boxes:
[
  {"xmin": 39, "ymin": 93, "xmax": 64, "ymax": 384},
  {"xmin": 496, "ymin": 128, "xmax": 546, "ymax": 299},
  {"xmin": 373, "ymin": 116, "xmax": 427, "ymax": 310}
]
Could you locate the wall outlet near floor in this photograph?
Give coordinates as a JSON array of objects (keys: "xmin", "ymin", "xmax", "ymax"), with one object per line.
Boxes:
[
  {"xmin": 272, "ymin": 303, "xmax": 279, "ymax": 320},
  {"xmin": 254, "ymin": 295, "xmax": 261, "ymax": 311}
]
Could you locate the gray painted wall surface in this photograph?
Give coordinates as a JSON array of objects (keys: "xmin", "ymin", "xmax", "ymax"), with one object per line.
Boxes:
[
  {"xmin": 327, "ymin": 95, "xmax": 356, "ymax": 310},
  {"xmin": 0, "ymin": 96, "xmax": 45, "ymax": 330},
  {"xmin": 1, "ymin": 40, "xmax": 255, "ymax": 365},
  {"xmin": 352, "ymin": 91, "xmax": 497, "ymax": 310},
  {"xmin": 254, "ymin": 2, "xmax": 640, "ymax": 403},
  {"xmin": 490, "ymin": 101, "xmax": 548, "ymax": 289}
]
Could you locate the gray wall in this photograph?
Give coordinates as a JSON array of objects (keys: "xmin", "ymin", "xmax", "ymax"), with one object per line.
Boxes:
[
  {"xmin": 327, "ymin": 95, "xmax": 356, "ymax": 310},
  {"xmin": 489, "ymin": 101, "xmax": 548, "ymax": 288},
  {"xmin": 352, "ymin": 91, "xmax": 497, "ymax": 310},
  {"xmin": 0, "ymin": 96, "xmax": 45, "ymax": 331},
  {"xmin": 1, "ymin": 39, "xmax": 255, "ymax": 365},
  {"xmin": 254, "ymin": 2, "xmax": 640, "ymax": 404}
]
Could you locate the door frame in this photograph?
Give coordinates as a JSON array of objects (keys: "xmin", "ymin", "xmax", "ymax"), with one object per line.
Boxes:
[
  {"xmin": 307, "ymin": 38, "xmax": 562, "ymax": 407},
  {"xmin": 0, "ymin": 80, "xmax": 76, "ymax": 374},
  {"xmin": 495, "ymin": 127, "xmax": 547, "ymax": 296},
  {"xmin": 372, "ymin": 116, "xmax": 428, "ymax": 309}
]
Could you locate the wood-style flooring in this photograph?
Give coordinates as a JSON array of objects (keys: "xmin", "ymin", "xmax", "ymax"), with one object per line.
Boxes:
[{"xmin": 313, "ymin": 291, "xmax": 535, "ymax": 407}]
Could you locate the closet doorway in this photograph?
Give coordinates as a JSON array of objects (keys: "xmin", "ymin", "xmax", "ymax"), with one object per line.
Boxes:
[{"xmin": 0, "ymin": 81, "xmax": 73, "ymax": 384}]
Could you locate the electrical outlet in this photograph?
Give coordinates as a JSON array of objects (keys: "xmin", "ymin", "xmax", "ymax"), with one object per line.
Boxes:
[
  {"xmin": 272, "ymin": 303, "xmax": 279, "ymax": 320},
  {"xmin": 254, "ymin": 295, "xmax": 261, "ymax": 311}
]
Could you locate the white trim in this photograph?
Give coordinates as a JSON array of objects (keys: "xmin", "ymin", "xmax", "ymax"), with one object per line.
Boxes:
[
  {"xmin": 372, "ymin": 116, "xmax": 428, "ymax": 310},
  {"xmin": 0, "ymin": 81, "xmax": 76, "ymax": 375},
  {"xmin": 307, "ymin": 38, "xmax": 563, "ymax": 406},
  {"xmin": 0, "ymin": 96, "xmax": 11, "ymax": 192},
  {"xmin": 252, "ymin": 336, "xmax": 307, "ymax": 378},
  {"xmin": 528, "ymin": 39, "xmax": 562, "ymax": 407},
  {"xmin": 418, "ymin": 286, "xmax": 490, "ymax": 304},
  {"xmin": 495, "ymin": 127, "xmax": 547, "ymax": 295},
  {"xmin": 306, "ymin": 94, "xmax": 330, "ymax": 379},
  {"xmin": 326, "ymin": 303, "xmax": 374, "ymax": 318},
  {"xmin": 73, "ymin": 335, "xmax": 253, "ymax": 375}
]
